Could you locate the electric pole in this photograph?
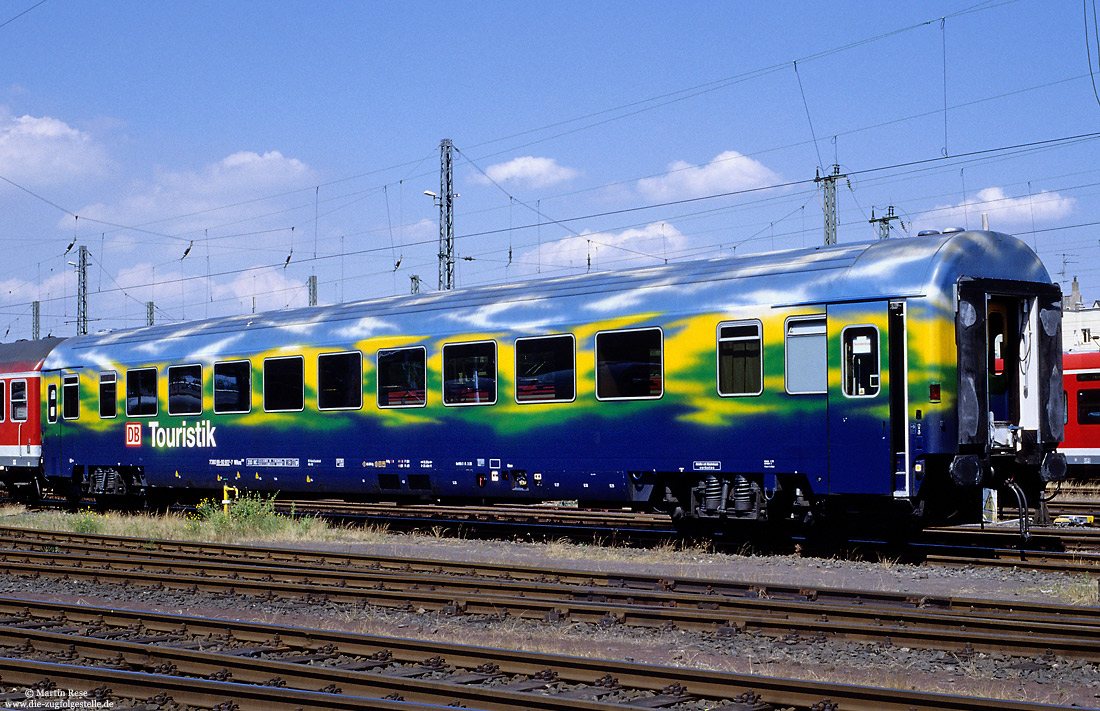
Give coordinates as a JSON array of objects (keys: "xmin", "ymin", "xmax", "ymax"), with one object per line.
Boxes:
[
  {"xmin": 410, "ymin": 274, "xmax": 421, "ymax": 294},
  {"xmin": 438, "ymin": 139, "xmax": 455, "ymax": 290},
  {"xmin": 76, "ymin": 245, "xmax": 88, "ymax": 336},
  {"xmin": 869, "ymin": 206, "xmax": 900, "ymax": 239},
  {"xmin": 146, "ymin": 302, "xmax": 154, "ymax": 326},
  {"xmin": 308, "ymin": 275, "xmax": 318, "ymax": 306},
  {"xmin": 32, "ymin": 301, "xmax": 39, "ymax": 340},
  {"xmin": 815, "ymin": 164, "xmax": 844, "ymax": 246}
]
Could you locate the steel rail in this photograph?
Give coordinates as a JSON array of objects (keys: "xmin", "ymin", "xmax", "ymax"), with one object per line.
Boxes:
[
  {"xmin": 0, "ymin": 545, "xmax": 1097, "ymax": 662},
  {"xmin": 925, "ymin": 524, "xmax": 1100, "ymax": 551},
  {"xmin": 0, "ymin": 526, "xmax": 1090, "ymax": 621},
  {"xmin": 0, "ymin": 626, "xmax": 702, "ymax": 711},
  {"xmin": 0, "ymin": 657, "xmax": 453, "ymax": 711},
  {"xmin": 0, "ymin": 596, "xmax": 1071, "ymax": 711},
  {"xmin": 2, "ymin": 542, "xmax": 1098, "ymax": 634}
]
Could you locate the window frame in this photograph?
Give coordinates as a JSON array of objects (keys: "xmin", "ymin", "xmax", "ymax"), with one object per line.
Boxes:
[
  {"xmin": 784, "ymin": 315, "xmax": 828, "ymax": 395},
  {"xmin": 594, "ymin": 326, "xmax": 664, "ymax": 402},
  {"xmin": 62, "ymin": 372, "xmax": 80, "ymax": 420},
  {"xmin": 442, "ymin": 340, "xmax": 498, "ymax": 407},
  {"xmin": 0, "ymin": 380, "xmax": 6, "ymax": 423},
  {"xmin": 514, "ymin": 334, "xmax": 577, "ymax": 405},
  {"xmin": 167, "ymin": 363, "xmax": 204, "ymax": 416},
  {"xmin": 99, "ymin": 371, "xmax": 117, "ymax": 419},
  {"xmin": 213, "ymin": 360, "xmax": 252, "ymax": 415},
  {"xmin": 1078, "ymin": 388, "xmax": 1100, "ymax": 425},
  {"xmin": 376, "ymin": 346, "xmax": 428, "ymax": 409},
  {"xmin": 125, "ymin": 367, "xmax": 158, "ymax": 417},
  {"xmin": 716, "ymin": 319, "xmax": 764, "ymax": 397},
  {"xmin": 317, "ymin": 350, "xmax": 364, "ymax": 411},
  {"xmin": 47, "ymin": 383, "xmax": 57, "ymax": 424},
  {"xmin": 10, "ymin": 379, "xmax": 26, "ymax": 423},
  {"xmin": 840, "ymin": 324, "xmax": 881, "ymax": 399},
  {"xmin": 262, "ymin": 355, "xmax": 305, "ymax": 413}
]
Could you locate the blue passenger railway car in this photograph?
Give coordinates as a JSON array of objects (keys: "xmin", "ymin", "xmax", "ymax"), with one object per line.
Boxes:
[{"xmin": 0, "ymin": 230, "xmax": 1067, "ymax": 530}]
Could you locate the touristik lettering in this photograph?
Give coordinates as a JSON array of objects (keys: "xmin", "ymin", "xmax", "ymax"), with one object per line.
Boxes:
[{"xmin": 146, "ymin": 420, "xmax": 217, "ymax": 448}]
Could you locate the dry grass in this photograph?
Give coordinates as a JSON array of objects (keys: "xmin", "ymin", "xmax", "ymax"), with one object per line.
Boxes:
[
  {"xmin": 1051, "ymin": 481, "xmax": 1100, "ymax": 499},
  {"xmin": 1036, "ymin": 576, "xmax": 1100, "ymax": 606},
  {"xmin": 0, "ymin": 497, "xmax": 392, "ymax": 545},
  {"xmin": 541, "ymin": 535, "xmax": 714, "ymax": 563}
]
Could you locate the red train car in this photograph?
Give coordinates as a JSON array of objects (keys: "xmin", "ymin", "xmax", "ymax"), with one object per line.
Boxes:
[
  {"xmin": 0, "ymin": 338, "xmax": 63, "ymax": 501},
  {"xmin": 1063, "ymin": 350, "xmax": 1100, "ymax": 477}
]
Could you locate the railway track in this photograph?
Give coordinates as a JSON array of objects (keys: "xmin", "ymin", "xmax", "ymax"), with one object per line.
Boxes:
[
  {"xmin": 0, "ymin": 526, "xmax": 1095, "ymax": 664},
  {"xmin": 274, "ymin": 498, "xmax": 1100, "ymax": 575},
  {"xmin": 12, "ymin": 495, "xmax": 1100, "ymax": 576},
  {"xmin": 0, "ymin": 596, "xmax": 1066, "ymax": 711}
]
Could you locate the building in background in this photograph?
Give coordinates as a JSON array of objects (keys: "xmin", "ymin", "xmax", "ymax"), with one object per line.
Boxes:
[{"xmin": 1064, "ymin": 277, "xmax": 1100, "ymax": 352}]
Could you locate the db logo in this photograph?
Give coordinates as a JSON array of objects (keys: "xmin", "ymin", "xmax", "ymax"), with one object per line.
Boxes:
[{"xmin": 125, "ymin": 422, "xmax": 142, "ymax": 447}]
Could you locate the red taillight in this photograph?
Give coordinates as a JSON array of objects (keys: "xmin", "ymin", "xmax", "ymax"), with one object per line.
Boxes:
[{"xmin": 929, "ymin": 383, "xmax": 941, "ymax": 402}]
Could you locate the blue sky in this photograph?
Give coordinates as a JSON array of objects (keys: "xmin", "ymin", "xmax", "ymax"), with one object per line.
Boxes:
[{"xmin": 0, "ymin": 0, "xmax": 1098, "ymax": 339}]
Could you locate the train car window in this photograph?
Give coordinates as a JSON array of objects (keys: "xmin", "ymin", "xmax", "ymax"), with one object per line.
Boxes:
[
  {"xmin": 62, "ymin": 373, "xmax": 80, "ymax": 420},
  {"xmin": 515, "ymin": 335, "xmax": 575, "ymax": 403},
  {"xmin": 377, "ymin": 347, "xmax": 427, "ymax": 408},
  {"xmin": 10, "ymin": 380, "xmax": 26, "ymax": 422},
  {"xmin": 263, "ymin": 356, "xmax": 304, "ymax": 412},
  {"xmin": 318, "ymin": 351, "xmax": 363, "ymax": 410},
  {"xmin": 0, "ymin": 381, "xmax": 6, "ymax": 423},
  {"xmin": 785, "ymin": 316, "xmax": 827, "ymax": 395},
  {"xmin": 842, "ymin": 325, "xmax": 880, "ymax": 398},
  {"xmin": 717, "ymin": 321, "xmax": 763, "ymax": 396},
  {"xmin": 988, "ymin": 307, "xmax": 1006, "ymax": 376},
  {"xmin": 1079, "ymin": 372, "xmax": 1100, "ymax": 382},
  {"xmin": 213, "ymin": 360, "xmax": 251, "ymax": 414},
  {"xmin": 595, "ymin": 327, "xmax": 663, "ymax": 400},
  {"xmin": 47, "ymin": 384, "xmax": 57, "ymax": 423},
  {"xmin": 99, "ymin": 372, "xmax": 116, "ymax": 419},
  {"xmin": 168, "ymin": 364, "xmax": 203, "ymax": 416},
  {"xmin": 1078, "ymin": 390, "xmax": 1100, "ymax": 425},
  {"xmin": 126, "ymin": 368, "xmax": 157, "ymax": 417},
  {"xmin": 1065, "ymin": 390, "xmax": 1069, "ymax": 425},
  {"xmin": 443, "ymin": 341, "xmax": 497, "ymax": 406}
]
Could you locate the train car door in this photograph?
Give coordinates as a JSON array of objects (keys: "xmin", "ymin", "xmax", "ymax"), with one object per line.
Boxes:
[
  {"xmin": 827, "ymin": 301, "xmax": 893, "ymax": 494},
  {"xmin": 44, "ymin": 380, "xmax": 60, "ymax": 475}
]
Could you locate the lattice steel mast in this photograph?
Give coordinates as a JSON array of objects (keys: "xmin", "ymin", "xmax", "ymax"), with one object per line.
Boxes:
[
  {"xmin": 815, "ymin": 165, "xmax": 844, "ymax": 246},
  {"xmin": 438, "ymin": 139, "xmax": 455, "ymax": 290}
]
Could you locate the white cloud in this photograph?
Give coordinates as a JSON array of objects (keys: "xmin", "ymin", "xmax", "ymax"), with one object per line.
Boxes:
[
  {"xmin": 637, "ymin": 150, "xmax": 779, "ymax": 202},
  {"xmin": 168, "ymin": 150, "xmax": 311, "ymax": 196},
  {"xmin": 212, "ymin": 266, "xmax": 309, "ymax": 313},
  {"xmin": 405, "ymin": 218, "xmax": 436, "ymax": 239},
  {"xmin": 475, "ymin": 156, "xmax": 580, "ymax": 189},
  {"xmin": 918, "ymin": 186, "xmax": 1075, "ymax": 231},
  {"xmin": 68, "ymin": 150, "xmax": 315, "ymax": 234},
  {"xmin": 99, "ymin": 262, "xmax": 307, "ymax": 324},
  {"xmin": 520, "ymin": 222, "xmax": 688, "ymax": 274},
  {"xmin": 0, "ymin": 110, "xmax": 110, "ymax": 186},
  {"xmin": 0, "ymin": 268, "xmax": 70, "ymax": 307}
]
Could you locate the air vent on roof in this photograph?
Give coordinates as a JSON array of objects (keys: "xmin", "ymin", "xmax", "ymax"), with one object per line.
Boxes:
[
  {"xmin": 917, "ymin": 229, "xmax": 941, "ymax": 236},
  {"xmin": 941, "ymin": 227, "xmax": 965, "ymax": 233}
]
